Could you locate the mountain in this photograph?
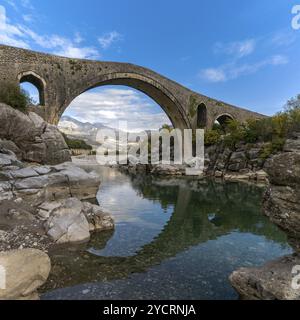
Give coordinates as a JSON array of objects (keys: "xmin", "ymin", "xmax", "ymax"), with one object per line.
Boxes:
[{"xmin": 58, "ymin": 116, "xmax": 143, "ymax": 150}]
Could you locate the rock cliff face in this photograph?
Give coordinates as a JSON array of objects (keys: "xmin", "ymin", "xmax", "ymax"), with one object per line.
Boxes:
[
  {"xmin": 0, "ymin": 103, "xmax": 71, "ymax": 165},
  {"xmin": 229, "ymin": 132, "xmax": 300, "ymax": 300},
  {"xmin": 119, "ymin": 140, "xmax": 269, "ymax": 181},
  {"xmin": 263, "ymin": 132, "xmax": 300, "ymax": 251},
  {"xmin": 204, "ymin": 141, "xmax": 268, "ymax": 181}
]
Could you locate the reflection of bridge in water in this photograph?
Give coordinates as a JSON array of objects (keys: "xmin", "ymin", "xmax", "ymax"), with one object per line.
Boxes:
[{"xmin": 44, "ymin": 176, "xmax": 286, "ymax": 291}]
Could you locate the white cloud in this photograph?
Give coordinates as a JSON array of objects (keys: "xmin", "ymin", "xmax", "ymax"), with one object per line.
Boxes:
[
  {"xmin": 19, "ymin": 26, "xmax": 100, "ymax": 59},
  {"xmin": 201, "ymin": 68, "xmax": 226, "ymax": 82},
  {"xmin": 271, "ymin": 54, "xmax": 289, "ymax": 65},
  {"xmin": 55, "ymin": 46, "xmax": 99, "ymax": 59},
  {"xmin": 22, "ymin": 14, "xmax": 33, "ymax": 22},
  {"xmin": 0, "ymin": 5, "xmax": 30, "ymax": 48},
  {"xmin": 4, "ymin": 0, "xmax": 17, "ymax": 11},
  {"xmin": 74, "ymin": 32, "xmax": 83, "ymax": 44},
  {"xmin": 200, "ymin": 55, "xmax": 288, "ymax": 83},
  {"xmin": 63, "ymin": 88, "xmax": 171, "ymax": 132},
  {"xmin": 270, "ymin": 31, "xmax": 297, "ymax": 47},
  {"xmin": 20, "ymin": 0, "xmax": 34, "ymax": 10},
  {"xmin": 0, "ymin": 5, "xmax": 100, "ymax": 59},
  {"xmin": 98, "ymin": 31, "xmax": 122, "ymax": 49},
  {"xmin": 214, "ymin": 39, "xmax": 256, "ymax": 58}
]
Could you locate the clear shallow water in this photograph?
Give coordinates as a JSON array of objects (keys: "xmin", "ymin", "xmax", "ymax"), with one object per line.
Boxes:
[{"xmin": 42, "ymin": 166, "xmax": 292, "ymax": 300}]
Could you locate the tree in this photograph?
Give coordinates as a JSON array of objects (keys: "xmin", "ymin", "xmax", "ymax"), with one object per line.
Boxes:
[{"xmin": 0, "ymin": 82, "xmax": 32, "ymax": 112}]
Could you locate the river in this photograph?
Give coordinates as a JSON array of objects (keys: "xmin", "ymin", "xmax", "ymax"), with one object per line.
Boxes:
[{"xmin": 42, "ymin": 166, "xmax": 292, "ymax": 300}]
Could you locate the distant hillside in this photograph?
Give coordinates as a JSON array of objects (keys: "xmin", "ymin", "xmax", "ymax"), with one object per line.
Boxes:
[{"xmin": 58, "ymin": 116, "xmax": 144, "ymax": 151}]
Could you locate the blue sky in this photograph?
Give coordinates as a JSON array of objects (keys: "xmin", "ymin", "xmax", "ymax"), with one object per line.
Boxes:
[{"xmin": 1, "ymin": 0, "xmax": 300, "ymax": 130}]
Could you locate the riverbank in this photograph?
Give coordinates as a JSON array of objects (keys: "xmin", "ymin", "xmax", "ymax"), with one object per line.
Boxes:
[
  {"xmin": 229, "ymin": 131, "xmax": 300, "ymax": 299},
  {"xmin": 0, "ymin": 147, "xmax": 115, "ymax": 299}
]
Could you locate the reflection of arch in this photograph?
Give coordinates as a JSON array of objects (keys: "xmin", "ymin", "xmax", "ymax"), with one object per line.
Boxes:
[
  {"xmin": 18, "ymin": 71, "xmax": 46, "ymax": 106},
  {"xmin": 215, "ymin": 113, "xmax": 234, "ymax": 129},
  {"xmin": 61, "ymin": 72, "xmax": 191, "ymax": 130},
  {"xmin": 197, "ymin": 103, "xmax": 207, "ymax": 128}
]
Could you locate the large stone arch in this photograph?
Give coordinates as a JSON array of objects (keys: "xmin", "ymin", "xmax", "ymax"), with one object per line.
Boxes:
[
  {"xmin": 0, "ymin": 45, "xmax": 267, "ymax": 130},
  {"xmin": 61, "ymin": 72, "xmax": 191, "ymax": 130}
]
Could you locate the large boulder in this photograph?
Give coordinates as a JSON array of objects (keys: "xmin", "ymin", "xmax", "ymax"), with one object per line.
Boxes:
[
  {"xmin": 0, "ymin": 103, "xmax": 71, "ymax": 165},
  {"xmin": 0, "ymin": 249, "xmax": 51, "ymax": 300},
  {"xmin": 230, "ymin": 254, "xmax": 300, "ymax": 300},
  {"xmin": 263, "ymin": 185, "xmax": 300, "ymax": 241},
  {"xmin": 44, "ymin": 198, "xmax": 90, "ymax": 244},
  {"xmin": 43, "ymin": 198, "xmax": 114, "ymax": 244},
  {"xmin": 264, "ymin": 152, "xmax": 300, "ymax": 187}
]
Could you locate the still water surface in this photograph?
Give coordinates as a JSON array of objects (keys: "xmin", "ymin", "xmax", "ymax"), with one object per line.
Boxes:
[{"xmin": 42, "ymin": 166, "xmax": 292, "ymax": 300}]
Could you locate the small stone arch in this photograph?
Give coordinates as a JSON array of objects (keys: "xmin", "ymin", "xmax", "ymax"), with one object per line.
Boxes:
[
  {"xmin": 197, "ymin": 103, "xmax": 207, "ymax": 128},
  {"xmin": 215, "ymin": 113, "xmax": 234, "ymax": 129},
  {"xmin": 18, "ymin": 71, "xmax": 46, "ymax": 106}
]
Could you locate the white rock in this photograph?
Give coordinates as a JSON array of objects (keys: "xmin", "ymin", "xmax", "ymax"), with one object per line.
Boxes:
[
  {"xmin": 9, "ymin": 168, "xmax": 39, "ymax": 179},
  {"xmin": 45, "ymin": 198, "xmax": 90, "ymax": 244},
  {"xmin": 0, "ymin": 249, "xmax": 51, "ymax": 300}
]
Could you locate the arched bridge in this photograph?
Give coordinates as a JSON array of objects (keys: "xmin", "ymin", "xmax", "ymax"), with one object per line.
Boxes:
[{"xmin": 0, "ymin": 45, "xmax": 265, "ymax": 129}]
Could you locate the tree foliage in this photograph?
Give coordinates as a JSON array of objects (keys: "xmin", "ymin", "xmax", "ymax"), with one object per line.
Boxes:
[
  {"xmin": 0, "ymin": 82, "xmax": 32, "ymax": 112},
  {"xmin": 61, "ymin": 132, "xmax": 93, "ymax": 150},
  {"xmin": 204, "ymin": 94, "xmax": 300, "ymax": 156}
]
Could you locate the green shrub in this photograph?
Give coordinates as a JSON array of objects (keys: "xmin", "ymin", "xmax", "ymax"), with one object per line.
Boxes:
[
  {"xmin": 0, "ymin": 82, "xmax": 32, "ymax": 112},
  {"xmin": 271, "ymin": 113, "xmax": 289, "ymax": 138},
  {"xmin": 284, "ymin": 96, "xmax": 300, "ymax": 134},
  {"xmin": 259, "ymin": 137, "xmax": 285, "ymax": 160},
  {"xmin": 204, "ymin": 129, "xmax": 222, "ymax": 146},
  {"xmin": 202, "ymin": 94, "xmax": 299, "ymax": 159},
  {"xmin": 223, "ymin": 119, "xmax": 246, "ymax": 148},
  {"xmin": 160, "ymin": 124, "xmax": 173, "ymax": 132},
  {"xmin": 61, "ymin": 132, "xmax": 93, "ymax": 150}
]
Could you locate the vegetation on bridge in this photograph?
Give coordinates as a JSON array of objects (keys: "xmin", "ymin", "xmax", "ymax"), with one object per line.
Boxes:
[{"xmin": 204, "ymin": 94, "xmax": 300, "ymax": 159}]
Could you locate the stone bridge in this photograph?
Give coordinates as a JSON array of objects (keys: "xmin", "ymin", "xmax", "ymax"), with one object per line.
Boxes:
[{"xmin": 0, "ymin": 45, "xmax": 265, "ymax": 129}]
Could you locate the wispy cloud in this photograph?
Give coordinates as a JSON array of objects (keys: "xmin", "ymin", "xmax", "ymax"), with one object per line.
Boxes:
[
  {"xmin": 201, "ymin": 68, "xmax": 226, "ymax": 83},
  {"xmin": 0, "ymin": 5, "xmax": 100, "ymax": 59},
  {"xmin": 200, "ymin": 55, "xmax": 288, "ymax": 83},
  {"xmin": 0, "ymin": 5, "xmax": 30, "ymax": 48},
  {"xmin": 63, "ymin": 88, "xmax": 171, "ymax": 132},
  {"xmin": 22, "ymin": 14, "xmax": 33, "ymax": 22},
  {"xmin": 214, "ymin": 39, "xmax": 256, "ymax": 58},
  {"xmin": 4, "ymin": 0, "xmax": 18, "ymax": 11},
  {"xmin": 20, "ymin": 0, "xmax": 34, "ymax": 10},
  {"xmin": 270, "ymin": 30, "xmax": 297, "ymax": 47},
  {"xmin": 98, "ymin": 31, "xmax": 122, "ymax": 49},
  {"xmin": 200, "ymin": 32, "xmax": 291, "ymax": 83}
]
